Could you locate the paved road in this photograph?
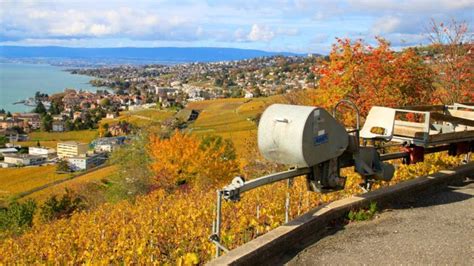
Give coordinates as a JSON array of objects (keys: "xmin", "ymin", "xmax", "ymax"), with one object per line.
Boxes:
[{"xmin": 286, "ymin": 179, "xmax": 474, "ymax": 265}]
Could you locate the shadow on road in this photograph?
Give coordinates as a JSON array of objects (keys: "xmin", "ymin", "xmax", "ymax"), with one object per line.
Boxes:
[
  {"xmin": 272, "ymin": 178, "xmax": 473, "ymax": 266},
  {"xmin": 388, "ymin": 178, "xmax": 473, "ymax": 210}
]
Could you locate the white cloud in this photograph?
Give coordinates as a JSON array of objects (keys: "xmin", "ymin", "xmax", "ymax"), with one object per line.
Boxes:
[
  {"xmin": 247, "ymin": 24, "xmax": 275, "ymax": 42},
  {"xmin": 90, "ymin": 24, "xmax": 114, "ymax": 36},
  {"xmin": 49, "ymin": 22, "xmax": 87, "ymax": 36},
  {"xmin": 0, "ymin": 0, "xmax": 471, "ymax": 53},
  {"xmin": 371, "ymin": 16, "xmax": 403, "ymax": 34},
  {"xmin": 348, "ymin": 0, "xmax": 474, "ymax": 13},
  {"xmin": 0, "ymin": 3, "xmax": 200, "ymax": 41}
]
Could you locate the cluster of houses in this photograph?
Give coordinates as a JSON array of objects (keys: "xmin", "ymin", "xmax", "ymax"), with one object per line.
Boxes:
[
  {"xmin": 0, "ymin": 112, "xmax": 40, "ymax": 131},
  {"xmin": 0, "ymin": 111, "xmax": 69, "ymax": 135},
  {"xmin": 70, "ymin": 56, "xmax": 319, "ymax": 110},
  {"xmin": 0, "ymin": 136, "xmax": 125, "ymax": 171},
  {"xmin": 61, "ymin": 89, "xmax": 145, "ymax": 112}
]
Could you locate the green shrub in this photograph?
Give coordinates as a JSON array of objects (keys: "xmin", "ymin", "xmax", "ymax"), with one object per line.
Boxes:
[
  {"xmin": 0, "ymin": 199, "xmax": 37, "ymax": 235},
  {"xmin": 40, "ymin": 189, "xmax": 86, "ymax": 222},
  {"xmin": 347, "ymin": 202, "xmax": 378, "ymax": 221}
]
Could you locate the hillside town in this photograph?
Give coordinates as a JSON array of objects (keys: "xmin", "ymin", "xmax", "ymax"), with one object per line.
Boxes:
[
  {"xmin": 1, "ymin": 55, "xmax": 318, "ymax": 155},
  {"xmin": 0, "ymin": 47, "xmax": 454, "ymax": 171},
  {"xmin": 71, "ymin": 55, "xmax": 319, "ymax": 100}
]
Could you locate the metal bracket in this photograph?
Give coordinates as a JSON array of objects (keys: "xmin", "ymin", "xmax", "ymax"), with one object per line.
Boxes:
[
  {"xmin": 209, "ymin": 234, "xmax": 230, "ymax": 253},
  {"xmin": 306, "ymin": 159, "xmax": 346, "ymax": 193}
]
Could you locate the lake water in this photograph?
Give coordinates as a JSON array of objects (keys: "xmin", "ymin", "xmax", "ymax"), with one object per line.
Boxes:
[{"xmin": 0, "ymin": 63, "xmax": 101, "ymax": 113}]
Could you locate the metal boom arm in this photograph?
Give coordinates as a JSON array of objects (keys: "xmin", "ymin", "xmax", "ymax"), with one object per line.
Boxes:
[
  {"xmin": 222, "ymin": 168, "xmax": 311, "ymax": 201},
  {"xmin": 221, "ymin": 143, "xmax": 459, "ymax": 202}
]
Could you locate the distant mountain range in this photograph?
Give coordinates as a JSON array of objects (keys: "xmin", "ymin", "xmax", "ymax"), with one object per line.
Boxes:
[{"xmin": 0, "ymin": 46, "xmax": 302, "ymax": 63}]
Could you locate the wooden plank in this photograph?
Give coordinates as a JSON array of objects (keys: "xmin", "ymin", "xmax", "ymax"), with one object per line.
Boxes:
[
  {"xmin": 428, "ymin": 130, "xmax": 474, "ymax": 143},
  {"xmin": 393, "ymin": 125, "xmax": 441, "ymax": 138},
  {"xmin": 448, "ymin": 109, "xmax": 474, "ymax": 121},
  {"xmin": 393, "ymin": 125, "xmax": 424, "ymax": 138},
  {"xmin": 395, "ymin": 105, "xmax": 445, "ymax": 111},
  {"xmin": 430, "ymin": 112, "xmax": 474, "ymax": 127}
]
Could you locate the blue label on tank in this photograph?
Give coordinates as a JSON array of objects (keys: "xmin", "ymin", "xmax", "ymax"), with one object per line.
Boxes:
[{"xmin": 313, "ymin": 134, "xmax": 328, "ymax": 146}]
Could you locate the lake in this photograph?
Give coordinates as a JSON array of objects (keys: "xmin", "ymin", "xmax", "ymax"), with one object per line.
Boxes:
[{"xmin": 0, "ymin": 62, "xmax": 102, "ymax": 113}]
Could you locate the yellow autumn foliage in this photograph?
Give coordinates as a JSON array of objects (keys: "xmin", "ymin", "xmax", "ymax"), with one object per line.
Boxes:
[
  {"xmin": 0, "ymin": 151, "xmax": 465, "ymax": 264},
  {"xmin": 148, "ymin": 131, "xmax": 240, "ymax": 190}
]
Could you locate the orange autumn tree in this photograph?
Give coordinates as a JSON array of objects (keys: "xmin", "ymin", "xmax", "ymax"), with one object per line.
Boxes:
[
  {"xmin": 148, "ymin": 131, "xmax": 240, "ymax": 190},
  {"xmin": 313, "ymin": 38, "xmax": 434, "ymax": 118},
  {"xmin": 427, "ymin": 19, "xmax": 474, "ymax": 104}
]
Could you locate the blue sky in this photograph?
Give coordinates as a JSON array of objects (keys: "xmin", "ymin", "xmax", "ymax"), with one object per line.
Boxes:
[{"xmin": 0, "ymin": 0, "xmax": 472, "ymax": 54}]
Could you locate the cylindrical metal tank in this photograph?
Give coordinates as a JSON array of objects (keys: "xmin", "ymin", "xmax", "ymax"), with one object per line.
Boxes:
[{"xmin": 258, "ymin": 104, "xmax": 349, "ymax": 167}]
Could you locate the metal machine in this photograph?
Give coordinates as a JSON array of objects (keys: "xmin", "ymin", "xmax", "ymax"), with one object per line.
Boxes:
[{"xmin": 210, "ymin": 101, "xmax": 474, "ymax": 256}]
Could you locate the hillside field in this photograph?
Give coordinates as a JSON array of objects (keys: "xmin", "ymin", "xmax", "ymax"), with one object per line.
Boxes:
[
  {"xmin": 186, "ymin": 96, "xmax": 284, "ymax": 156},
  {"xmin": 25, "ymin": 165, "xmax": 117, "ymax": 203},
  {"xmin": 0, "ymin": 165, "xmax": 71, "ymax": 202},
  {"xmin": 19, "ymin": 130, "xmax": 98, "ymax": 148},
  {"xmin": 100, "ymin": 108, "xmax": 175, "ymax": 128}
]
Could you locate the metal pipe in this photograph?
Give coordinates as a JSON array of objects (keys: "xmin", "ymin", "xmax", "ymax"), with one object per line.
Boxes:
[
  {"xmin": 210, "ymin": 238, "xmax": 230, "ymax": 253},
  {"xmin": 378, "ymin": 144, "xmax": 452, "ymax": 161},
  {"xmin": 215, "ymin": 190, "xmax": 223, "ymax": 258},
  {"xmin": 380, "ymin": 152, "xmax": 409, "ymax": 161},
  {"xmin": 333, "ymin": 99, "xmax": 360, "ymax": 131},
  {"xmin": 222, "ymin": 168, "xmax": 311, "ymax": 200},
  {"xmin": 222, "ymin": 144, "xmax": 456, "ymax": 201}
]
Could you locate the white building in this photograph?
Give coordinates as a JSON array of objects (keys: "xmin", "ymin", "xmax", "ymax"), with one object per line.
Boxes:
[
  {"xmin": 0, "ymin": 162, "xmax": 13, "ymax": 168},
  {"xmin": 92, "ymin": 136, "xmax": 126, "ymax": 153},
  {"xmin": 0, "ymin": 147, "xmax": 18, "ymax": 156},
  {"xmin": 57, "ymin": 141, "xmax": 88, "ymax": 158},
  {"xmin": 94, "ymin": 143, "xmax": 116, "ymax": 153},
  {"xmin": 52, "ymin": 121, "xmax": 65, "ymax": 132},
  {"xmin": 106, "ymin": 113, "xmax": 118, "ymax": 119},
  {"xmin": 66, "ymin": 152, "xmax": 107, "ymax": 171},
  {"xmin": 3, "ymin": 154, "xmax": 46, "ymax": 166},
  {"xmin": 29, "ymin": 146, "xmax": 56, "ymax": 159},
  {"xmin": 244, "ymin": 91, "xmax": 254, "ymax": 98}
]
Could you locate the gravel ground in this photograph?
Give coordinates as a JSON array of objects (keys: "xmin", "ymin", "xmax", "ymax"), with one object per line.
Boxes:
[{"xmin": 285, "ymin": 179, "xmax": 474, "ymax": 265}]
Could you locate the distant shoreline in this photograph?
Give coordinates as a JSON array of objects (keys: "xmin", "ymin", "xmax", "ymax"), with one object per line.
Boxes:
[
  {"xmin": 0, "ymin": 46, "xmax": 302, "ymax": 67},
  {"xmin": 0, "ymin": 62, "xmax": 107, "ymax": 113}
]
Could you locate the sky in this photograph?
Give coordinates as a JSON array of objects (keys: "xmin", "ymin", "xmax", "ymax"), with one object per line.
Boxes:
[{"xmin": 0, "ymin": 0, "xmax": 472, "ymax": 54}]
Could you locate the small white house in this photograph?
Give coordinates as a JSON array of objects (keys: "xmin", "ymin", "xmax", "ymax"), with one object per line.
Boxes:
[
  {"xmin": 29, "ymin": 146, "xmax": 57, "ymax": 159},
  {"xmin": 52, "ymin": 121, "xmax": 65, "ymax": 132},
  {"xmin": 244, "ymin": 91, "xmax": 254, "ymax": 98},
  {"xmin": 106, "ymin": 112, "xmax": 118, "ymax": 119},
  {"xmin": 3, "ymin": 154, "xmax": 46, "ymax": 166},
  {"xmin": 94, "ymin": 143, "xmax": 117, "ymax": 153},
  {"xmin": 66, "ymin": 153, "xmax": 107, "ymax": 171},
  {"xmin": 0, "ymin": 147, "xmax": 18, "ymax": 156},
  {"xmin": 0, "ymin": 162, "xmax": 13, "ymax": 168}
]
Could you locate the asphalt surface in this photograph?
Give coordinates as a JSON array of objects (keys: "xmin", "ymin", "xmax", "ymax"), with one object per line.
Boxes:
[{"xmin": 285, "ymin": 179, "xmax": 474, "ymax": 265}]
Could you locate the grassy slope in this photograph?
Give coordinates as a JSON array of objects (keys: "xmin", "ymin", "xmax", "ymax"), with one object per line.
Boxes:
[
  {"xmin": 100, "ymin": 108, "xmax": 175, "ymax": 128},
  {"xmin": 21, "ymin": 130, "xmax": 98, "ymax": 148},
  {"xmin": 0, "ymin": 165, "xmax": 71, "ymax": 200},
  {"xmin": 1, "ymin": 109, "xmax": 171, "ymax": 200},
  {"xmin": 187, "ymin": 96, "xmax": 284, "ymax": 157},
  {"xmin": 26, "ymin": 165, "xmax": 117, "ymax": 203},
  {"xmin": 0, "ymin": 164, "xmax": 116, "ymax": 204}
]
